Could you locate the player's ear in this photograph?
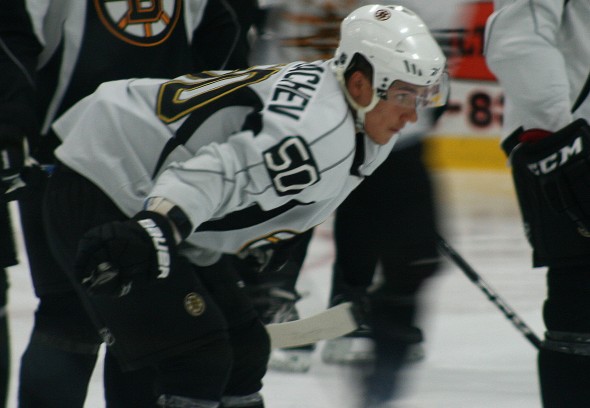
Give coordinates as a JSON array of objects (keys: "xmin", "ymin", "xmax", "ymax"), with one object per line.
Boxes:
[{"xmin": 346, "ymin": 70, "xmax": 373, "ymax": 107}]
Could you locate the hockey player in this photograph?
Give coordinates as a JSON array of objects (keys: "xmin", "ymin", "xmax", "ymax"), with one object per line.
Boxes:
[
  {"xmin": 41, "ymin": 4, "xmax": 447, "ymax": 407},
  {"xmin": 323, "ymin": 105, "xmax": 445, "ymax": 406},
  {"xmin": 485, "ymin": 1, "xmax": 590, "ymax": 406},
  {"xmin": 0, "ymin": 0, "xmax": 255, "ymax": 406}
]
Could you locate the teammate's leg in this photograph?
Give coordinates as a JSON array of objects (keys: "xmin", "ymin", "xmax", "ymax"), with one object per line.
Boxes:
[
  {"xmin": 103, "ymin": 351, "xmax": 157, "ymax": 408},
  {"xmin": 18, "ymin": 292, "xmax": 101, "ymax": 407},
  {"xmin": 538, "ymin": 266, "xmax": 590, "ymax": 407},
  {"xmin": 0, "ymin": 269, "xmax": 9, "ymax": 408},
  {"xmin": 365, "ymin": 250, "xmax": 438, "ymax": 404},
  {"xmin": 17, "ymin": 172, "xmax": 102, "ymax": 408},
  {"xmin": 330, "ymin": 146, "xmax": 389, "ymax": 302},
  {"xmin": 364, "ymin": 142, "xmax": 440, "ymax": 405},
  {"xmin": 322, "ymin": 173, "xmax": 381, "ymax": 365},
  {"xmin": 0, "ymin": 201, "xmax": 17, "ymax": 408}
]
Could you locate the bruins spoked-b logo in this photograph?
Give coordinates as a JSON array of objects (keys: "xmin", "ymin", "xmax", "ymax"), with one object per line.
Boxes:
[
  {"xmin": 374, "ymin": 8, "xmax": 392, "ymax": 21},
  {"xmin": 94, "ymin": 0, "xmax": 182, "ymax": 47},
  {"xmin": 184, "ymin": 292, "xmax": 206, "ymax": 317}
]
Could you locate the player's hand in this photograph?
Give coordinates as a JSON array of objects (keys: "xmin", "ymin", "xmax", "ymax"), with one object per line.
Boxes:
[
  {"xmin": 0, "ymin": 125, "xmax": 43, "ymax": 201},
  {"xmin": 235, "ymin": 232, "xmax": 312, "ymax": 277},
  {"xmin": 507, "ymin": 119, "xmax": 590, "ymax": 233},
  {"xmin": 75, "ymin": 211, "xmax": 178, "ymax": 297}
]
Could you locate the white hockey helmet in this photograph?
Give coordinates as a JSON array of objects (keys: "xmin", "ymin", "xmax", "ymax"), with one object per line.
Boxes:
[{"xmin": 332, "ymin": 4, "xmax": 447, "ymax": 124}]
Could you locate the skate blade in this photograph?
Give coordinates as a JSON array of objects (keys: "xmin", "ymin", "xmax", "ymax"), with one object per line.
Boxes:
[
  {"xmin": 321, "ymin": 337, "xmax": 375, "ymax": 364},
  {"xmin": 268, "ymin": 349, "xmax": 313, "ymax": 373},
  {"xmin": 322, "ymin": 338, "xmax": 425, "ymax": 365}
]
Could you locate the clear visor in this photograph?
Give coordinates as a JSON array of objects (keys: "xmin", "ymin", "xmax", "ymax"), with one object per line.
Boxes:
[{"xmin": 380, "ymin": 71, "xmax": 449, "ymax": 109}]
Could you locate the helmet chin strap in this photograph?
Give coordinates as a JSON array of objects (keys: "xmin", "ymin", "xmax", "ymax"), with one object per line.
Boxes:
[{"xmin": 335, "ymin": 70, "xmax": 380, "ymax": 131}]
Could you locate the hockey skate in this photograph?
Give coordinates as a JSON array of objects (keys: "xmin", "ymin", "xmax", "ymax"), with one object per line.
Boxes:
[
  {"xmin": 322, "ymin": 327, "xmax": 425, "ymax": 365},
  {"xmin": 251, "ymin": 286, "xmax": 315, "ymax": 373},
  {"xmin": 322, "ymin": 286, "xmax": 425, "ymax": 365},
  {"xmin": 362, "ymin": 396, "xmax": 415, "ymax": 408},
  {"xmin": 321, "ymin": 325, "xmax": 374, "ymax": 365}
]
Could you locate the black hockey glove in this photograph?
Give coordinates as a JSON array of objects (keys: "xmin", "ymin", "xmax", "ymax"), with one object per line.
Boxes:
[
  {"xmin": 75, "ymin": 211, "xmax": 178, "ymax": 297},
  {"xmin": 0, "ymin": 124, "xmax": 44, "ymax": 202},
  {"xmin": 505, "ymin": 119, "xmax": 590, "ymax": 235},
  {"xmin": 235, "ymin": 231, "xmax": 314, "ymax": 280}
]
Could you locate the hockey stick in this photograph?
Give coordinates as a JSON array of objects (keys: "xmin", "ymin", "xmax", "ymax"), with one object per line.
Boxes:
[
  {"xmin": 435, "ymin": 233, "xmax": 543, "ymax": 350},
  {"xmin": 266, "ymin": 302, "xmax": 359, "ymax": 349}
]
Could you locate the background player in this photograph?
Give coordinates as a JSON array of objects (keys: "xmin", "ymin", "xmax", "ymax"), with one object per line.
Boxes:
[
  {"xmin": 323, "ymin": 104, "xmax": 444, "ymax": 406},
  {"xmin": 486, "ymin": 0, "xmax": 590, "ymax": 406}
]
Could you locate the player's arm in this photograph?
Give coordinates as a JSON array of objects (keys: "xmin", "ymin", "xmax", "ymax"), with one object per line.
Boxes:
[
  {"xmin": 75, "ymin": 131, "xmax": 278, "ymax": 297},
  {"xmin": 484, "ymin": 0, "xmax": 571, "ymax": 132},
  {"xmin": 75, "ymin": 123, "xmax": 327, "ymax": 297}
]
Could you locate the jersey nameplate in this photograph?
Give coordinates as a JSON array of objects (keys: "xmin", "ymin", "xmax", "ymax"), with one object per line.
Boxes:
[{"xmin": 268, "ymin": 62, "xmax": 324, "ymax": 120}]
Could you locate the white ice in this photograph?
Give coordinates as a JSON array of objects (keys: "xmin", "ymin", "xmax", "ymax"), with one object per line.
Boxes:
[{"xmin": 4, "ymin": 169, "xmax": 546, "ymax": 407}]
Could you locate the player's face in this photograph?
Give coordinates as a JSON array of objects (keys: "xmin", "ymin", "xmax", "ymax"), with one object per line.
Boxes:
[{"xmin": 364, "ymin": 81, "xmax": 419, "ymax": 145}]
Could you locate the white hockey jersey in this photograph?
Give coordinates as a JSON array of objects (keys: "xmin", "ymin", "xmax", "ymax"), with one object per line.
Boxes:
[
  {"xmin": 53, "ymin": 61, "xmax": 397, "ymax": 264},
  {"xmin": 485, "ymin": 0, "xmax": 590, "ymax": 138}
]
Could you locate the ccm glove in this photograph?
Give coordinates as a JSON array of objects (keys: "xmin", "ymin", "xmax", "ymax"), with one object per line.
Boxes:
[
  {"xmin": 0, "ymin": 124, "xmax": 44, "ymax": 201},
  {"xmin": 505, "ymin": 119, "xmax": 590, "ymax": 234},
  {"xmin": 75, "ymin": 210, "xmax": 178, "ymax": 297}
]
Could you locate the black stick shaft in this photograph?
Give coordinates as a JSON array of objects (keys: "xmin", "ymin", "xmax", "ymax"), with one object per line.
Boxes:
[{"xmin": 435, "ymin": 233, "xmax": 542, "ymax": 350}]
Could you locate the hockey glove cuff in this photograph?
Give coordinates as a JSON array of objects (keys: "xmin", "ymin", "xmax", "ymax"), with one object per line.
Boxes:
[
  {"xmin": 0, "ymin": 124, "xmax": 44, "ymax": 202},
  {"xmin": 75, "ymin": 210, "xmax": 178, "ymax": 297}
]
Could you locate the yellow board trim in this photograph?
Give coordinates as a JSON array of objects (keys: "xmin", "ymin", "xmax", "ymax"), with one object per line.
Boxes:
[{"xmin": 423, "ymin": 136, "xmax": 509, "ymax": 171}]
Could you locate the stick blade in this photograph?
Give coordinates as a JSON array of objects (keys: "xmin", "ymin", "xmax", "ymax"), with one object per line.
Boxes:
[{"xmin": 266, "ymin": 302, "xmax": 359, "ymax": 349}]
